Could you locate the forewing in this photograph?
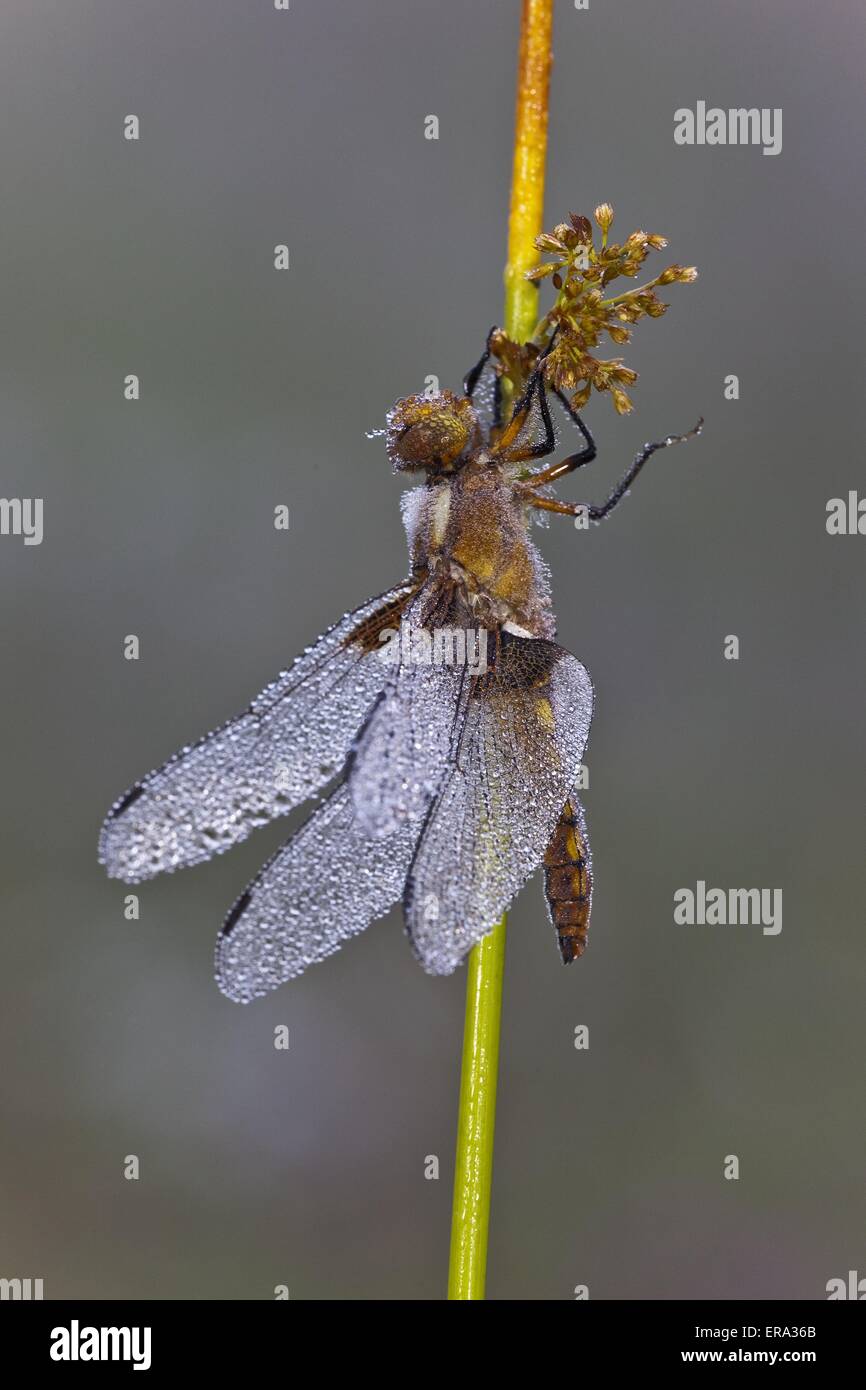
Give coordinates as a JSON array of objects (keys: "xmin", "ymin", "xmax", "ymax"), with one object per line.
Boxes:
[
  {"xmin": 99, "ymin": 580, "xmax": 418, "ymax": 883},
  {"xmin": 404, "ymin": 635, "xmax": 593, "ymax": 974},
  {"xmin": 215, "ymin": 783, "xmax": 420, "ymax": 1002},
  {"xmin": 349, "ymin": 656, "xmax": 467, "ymax": 839}
]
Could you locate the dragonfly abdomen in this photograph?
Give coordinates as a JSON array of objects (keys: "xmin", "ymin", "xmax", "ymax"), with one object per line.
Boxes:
[{"xmin": 543, "ymin": 796, "xmax": 592, "ymax": 963}]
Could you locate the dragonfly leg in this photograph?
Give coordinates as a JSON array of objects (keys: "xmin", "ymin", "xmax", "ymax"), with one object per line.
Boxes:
[{"xmin": 523, "ymin": 418, "xmax": 703, "ymax": 521}]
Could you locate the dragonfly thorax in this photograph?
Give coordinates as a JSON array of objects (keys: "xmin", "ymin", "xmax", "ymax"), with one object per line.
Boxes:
[{"xmin": 400, "ymin": 468, "xmax": 555, "ymax": 640}]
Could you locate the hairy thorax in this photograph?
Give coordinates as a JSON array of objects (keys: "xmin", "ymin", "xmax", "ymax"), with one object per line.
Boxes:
[{"xmin": 401, "ymin": 457, "xmax": 556, "ymax": 639}]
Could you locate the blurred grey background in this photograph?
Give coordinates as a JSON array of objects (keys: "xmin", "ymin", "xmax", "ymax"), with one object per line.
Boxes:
[{"xmin": 0, "ymin": 0, "xmax": 863, "ymax": 1300}]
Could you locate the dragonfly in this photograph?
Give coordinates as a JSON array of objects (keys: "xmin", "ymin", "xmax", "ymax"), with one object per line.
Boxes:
[{"xmin": 99, "ymin": 332, "xmax": 701, "ymax": 1002}]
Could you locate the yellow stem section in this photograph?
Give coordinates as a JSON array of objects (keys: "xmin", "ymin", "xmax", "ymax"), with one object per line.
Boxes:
[
  {"xmin": 447, "ymin": 0, "xmax": 553, "ymax": 1302},
  {"xmin": 504, "ymin": 0, "xmax": 554, "ymax": 345}
]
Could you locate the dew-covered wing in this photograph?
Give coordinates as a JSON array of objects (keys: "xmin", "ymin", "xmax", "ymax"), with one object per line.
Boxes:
[
  {"xmin": 99, "ymin": 580, "xmax": 419, "ymax": 883},
  {"xmin": 348, "ymin": 645, "xmax": 468, "ymax": 840},
  {"xmin": 215, "ymin": 783, "xmax": 420, "ymax": 1002},
  {"xmin": 404, "ymin": 634, "xmax": 593, "ymax": 974}
]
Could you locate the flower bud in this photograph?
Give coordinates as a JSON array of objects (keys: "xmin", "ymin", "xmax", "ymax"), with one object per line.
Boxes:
[
  {"xmin": 535, "ymin": 232, "xmax": 567, "ymax": 253},
  {"xmin": 569, "ymin": 213, "xmax": 593, "ymax": 242},
  {"xmin": 594, "ymin": 203, "xmax": 614, "ymax": 233}
]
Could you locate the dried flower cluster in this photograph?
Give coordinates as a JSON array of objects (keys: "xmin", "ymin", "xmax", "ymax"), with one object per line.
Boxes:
[{"xmin": 493, "ymin": 204, "xmax": 697, "ymax": 415}]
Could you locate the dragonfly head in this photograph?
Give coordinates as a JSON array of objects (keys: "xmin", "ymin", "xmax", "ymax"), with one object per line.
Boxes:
[{"xmin": 386, "ymin": 391, "xmax": 479, "ymax": 474}]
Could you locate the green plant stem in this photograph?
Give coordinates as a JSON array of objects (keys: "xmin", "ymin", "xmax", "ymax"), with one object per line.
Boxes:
[
  {"xmin": 447, "ymin": 916, "xmax": 507, "ymax": 1299},
  {"xmin": 447, "ymin": 0, "xmax": 553, "ymax": 1302},
  {"xmin": 601, "ymin": 276, "xmax": 663, "ymax": 307}
]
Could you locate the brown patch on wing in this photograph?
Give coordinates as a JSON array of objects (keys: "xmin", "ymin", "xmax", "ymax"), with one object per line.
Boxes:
[
  {"xmin": 544, "ymin": 796, "xmax": 592, "ymax": 963},
  {"xmin": 342, "ymin": 582, "xmax": 423, "ymax": 653}
]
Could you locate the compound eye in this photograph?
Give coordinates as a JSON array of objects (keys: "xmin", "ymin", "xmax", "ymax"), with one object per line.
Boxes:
[{"xmin": 386, "ymin": 393, "xmax": 476, "ymax": 471}]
